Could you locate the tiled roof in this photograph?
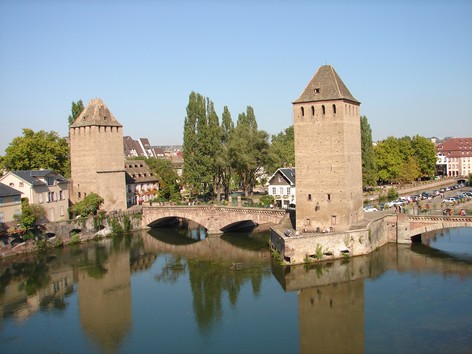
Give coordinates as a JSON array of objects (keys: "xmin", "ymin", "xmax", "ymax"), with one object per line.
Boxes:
[
  {"xmin": 293, "ymin": 65, "xmax": 359, "ymax": 104},
  {"xmin": 124, "ymin": 160, "xmax": 158, "ymax": 183},
  {"xmin": 10, "ymin": 170, "xmax": 68, "ymax": 186},
  {"xmin": 70, "ymin": 98, "xmax": 122, "ymax": 128},
  {"xmin": 268, "ymin": 168, "xmax": 296, "ymax": 186},
  {"xmin": 0, "ymin": 182, "xmax": 22, "ymax": 197},
  {"xmin": 436, "ymin": 138, "xmax": 472, "ymax": 158}
]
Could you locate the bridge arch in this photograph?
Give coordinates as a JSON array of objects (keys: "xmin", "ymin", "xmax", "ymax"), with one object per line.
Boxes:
[
  {"xmin": 142, "ymin": 205, "xmax": 287, "ymax": 235},
  {"xmin": 406, "ymin": 215, "xmax": 472, "ymax": 240}
]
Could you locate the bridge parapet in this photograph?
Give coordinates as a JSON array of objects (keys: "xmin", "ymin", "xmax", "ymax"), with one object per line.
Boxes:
[
  {"xmin": 142, "ymin": 205, "xmax": 287, "ymax": 234},
  {"xmin": 402, "ymin": 215, "xmax": 472, "ymax": 241}
]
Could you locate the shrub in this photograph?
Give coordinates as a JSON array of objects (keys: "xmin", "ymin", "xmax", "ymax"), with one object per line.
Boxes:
[
  {"xmin": 70, "ymin": 234, "xmax": 81, "ymax": 245},
  {"xmin": 70, "ymin": 193, "xmax": 104, "ymax": 217},
  {"xmin": 387, "ymin": 188, "xmax": 398, "ymax": 200}
]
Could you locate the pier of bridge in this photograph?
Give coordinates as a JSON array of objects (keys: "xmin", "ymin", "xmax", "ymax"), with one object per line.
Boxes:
[{"xmin": 270, "ymin": 213, "xmax": 472, "ymax": 265}]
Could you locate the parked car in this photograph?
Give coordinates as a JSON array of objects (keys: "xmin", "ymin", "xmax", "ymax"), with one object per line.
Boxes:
[
  {"xmin": 442, "ymin": 197, "xmax": 456, "ymax": 204},
  {"xmin": 363, "ymin": 206, "xmax": 378, "ymax": 212}
]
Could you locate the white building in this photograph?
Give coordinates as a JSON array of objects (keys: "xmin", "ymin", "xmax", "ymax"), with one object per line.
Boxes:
[
  {"xmin": 436, "ymin": 138, "xmax": 472, "ymax": 177},
  {"xmin": 267, "ymin": 168, "xmax": 296, "ymax": 208},
  {"xmin": 0, "ymin": 170, "xmax": 69, "ymax": 222}
]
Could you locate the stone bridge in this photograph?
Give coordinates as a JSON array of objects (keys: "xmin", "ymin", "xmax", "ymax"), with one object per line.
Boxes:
[
  {"xmin": 397, "ymin": 214, "xmax": 472, "ymax": 243},
  {"xmin": 141, "ymin": 205, "xmax": 287, "ymax": 234}
]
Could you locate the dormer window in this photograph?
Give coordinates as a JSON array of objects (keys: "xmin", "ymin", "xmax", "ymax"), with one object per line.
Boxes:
[{"xmin": 314, "ymin": 88, "xmax": 320, "ymax": 93}]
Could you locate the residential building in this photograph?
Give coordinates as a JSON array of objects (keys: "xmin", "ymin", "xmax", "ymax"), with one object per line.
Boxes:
[
  {"xmin": 69, "ymin": 98, "xmax": 127, "ymax": 211},
  {"xmin": 123, "ymin": 136, "xmax": 144, "ymax": 157},
  {"xmin": 267, "ymin": 168, "xmax": 296, "ymax": 208},
  {"xmin": 0, "ymin": 182, "xmax": 22, "ymax": 226},
  {"xmin": 293, "ymin": 65, "xmax": 363, "ymax": 231},
  {"xmin": 436, "ymin": 138, "xmax": 472, "ymax": 177},
  {"xmin": 125, "ymin": 160, "xmax": 159, "ymax": 206},
  {"xmin": 0, "ymin": 170, "xmax": 69, "ymax": 222}
]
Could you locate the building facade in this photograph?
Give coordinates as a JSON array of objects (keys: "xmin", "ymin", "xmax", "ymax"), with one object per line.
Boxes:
[
  {"xmin": 0, "ymin": 183, "xmax": 22, "ymax": 226},
  {"xmin": 125, "ymin": 160, "xmax": 159, "ymax": 206},
  {"xmin": 267, "ymin": 168, "xmax": 296, "ymax": 208},
  {"xmin": 436, "ymin": 138, "xmax": 472, "ymax": 177},
  {"xmin": 69, "ymin": 98, "xmax": 127, "ymax": 211},
  {"xmin": 293, "ymin": 65, "xmax": 364, "ymax": 232},
  {"xmin": 0, "ymin": 170, "xmax": 69, "ymax": 222}
]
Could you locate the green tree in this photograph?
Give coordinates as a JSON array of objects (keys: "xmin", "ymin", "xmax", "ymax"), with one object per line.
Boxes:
[
  {"xmin": 146, "ymin": 158, "xmax": 181, "ymax": 202},
  {"xmin": 14, "ymin": 198, "xmax": 46, "ymax": 230},
  {"xmin": 68, "ymin": 100, "xmax": 84, "ymax": 125},
  {"xmin": 205, "ymin": 98, "xmax": 222, "ymax": 196},
  {"xmin": 3, "ymin": 129, "xmax": 69, "ymax": 177},
  {"xmin": 216, "ymin": 106, "xmax": 235, "ymax": 201},
  {"xmin": 70, "ymin": 193, "xmax": 104, "ymax": 217},
  {"xmin": 228, "ymin": 106, "xmax": 270, "ymax": 196},
  {"xmin": 411, "ymin": 135, "xmax": 437, "ymax": 178},
  {"xmin": 360, "ymin": 116, "xmax": 378, "ymax": 187},
  {"xmin": 183, "ymin": 92, "xmax": 208, "ymax": 197},
  {"xmin": 374, "ymin": 136, "xmax": 402, "ymax": 183},
  {"xmin": 182, "ymin": 92, "xmax": 222, "ymax": 198},
  {"xmin": 397, "ymin": 156, "xmax": 421, "ymax": 183},
  {"xmin": 266, "ymin": 125, "xmax": 295, "ymax": 175}
]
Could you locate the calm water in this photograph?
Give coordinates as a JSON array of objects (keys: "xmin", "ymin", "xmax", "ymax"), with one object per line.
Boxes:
[{"xmin": 0, "ymin": 226, "xmax": 471, "ymax": 354}]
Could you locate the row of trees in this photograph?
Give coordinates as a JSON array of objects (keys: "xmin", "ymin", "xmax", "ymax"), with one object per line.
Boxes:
[
  {"xmin": 361, "ymin": 116, "xmax": 437, "ymax": 185},
  {"xmin": 182, "ymin": 92, "xmax": 294, "ymax": 200},
  {"xmin": 0, "ymin": 97, "xmax": 438, "ymax": 202}
]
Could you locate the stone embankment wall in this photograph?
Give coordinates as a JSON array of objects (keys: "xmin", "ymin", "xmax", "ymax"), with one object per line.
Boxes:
[
  {"xmin": 270, "ymin": 215, "xmax": 397, "ymax": 264},
  {"xmin": 0, "ymin": 211, "xmax": 143, "ymax": 258},
  {"xmin": 364, "ymin": 177, "xmax": 459, "ymax": 202}
]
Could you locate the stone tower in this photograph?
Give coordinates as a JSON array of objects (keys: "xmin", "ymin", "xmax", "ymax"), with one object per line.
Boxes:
[
  {"xmin": 69, "ymin": 98, "xmax": 127, "ymax": 211},
  {"xmin": 293, "ymin": 65, "xmax": 363, "ymax": 231}
]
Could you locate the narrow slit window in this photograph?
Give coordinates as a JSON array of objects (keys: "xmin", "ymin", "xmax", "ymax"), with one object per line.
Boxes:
[{"xmin": 322, "ymin": 105, "xmax": 326, "ymax": 115}]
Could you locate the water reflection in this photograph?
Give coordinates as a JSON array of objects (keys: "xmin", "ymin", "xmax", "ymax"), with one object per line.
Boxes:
[
  {"xmin": 1, "ymin": 227, "xmax": 471, "ymax": 353},
  {"xmin": 77, "ymin": 238, "xmax": 132, "ymax": 354}
]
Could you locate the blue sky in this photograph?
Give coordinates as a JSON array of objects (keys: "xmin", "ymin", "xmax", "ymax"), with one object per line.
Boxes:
[{"xmin": 1, "ymin": 0, "xmax": 471, "ymax": 154}]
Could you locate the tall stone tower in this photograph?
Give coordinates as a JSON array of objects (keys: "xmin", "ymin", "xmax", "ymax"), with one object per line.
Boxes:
[
  {"xmin": 293, "ymin": 65, "xmax": 363, "ymax": 231},
  {"xmin": 69, "ymin": 98, "xmax": 127, "ymax": 211}
]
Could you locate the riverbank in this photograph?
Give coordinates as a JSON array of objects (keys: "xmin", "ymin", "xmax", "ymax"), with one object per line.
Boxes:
[{"xmin": 0, "ymin": 210, "xmax": 143, "ymax": 258}]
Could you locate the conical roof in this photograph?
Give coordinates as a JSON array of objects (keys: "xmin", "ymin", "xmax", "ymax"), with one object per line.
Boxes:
[
  {"xmin": 293, "ymin": 65, "xmax": 359, "ymax": 104},
  {"xmin": 70, "ymin": 98, "xmax": 122, "ymax": 128}
]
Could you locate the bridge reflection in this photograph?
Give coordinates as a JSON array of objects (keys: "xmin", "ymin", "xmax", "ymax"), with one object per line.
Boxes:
[{"xmin": 1, "ymin": 228, "xmax": 471, "ymax": 353}]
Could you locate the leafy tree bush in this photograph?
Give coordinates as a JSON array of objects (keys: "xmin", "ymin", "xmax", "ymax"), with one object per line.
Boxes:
[
  {"xmin": 3, "ymin": 128, "xmax": 70, "ymax": 177},
  {"xmin": 387, "ymin": 188, "xmax": 398, "ymax": 200},
  {"xmin": 14, "ymin": 198, "xmax": 46, "ymax": 230},
  {"xmin": 70, "ymin": 193, "xmax": 104, "ymax": 217},
  {"xmin": 259, "ymin": 194, "xmax": 275, "ymax": 208}
]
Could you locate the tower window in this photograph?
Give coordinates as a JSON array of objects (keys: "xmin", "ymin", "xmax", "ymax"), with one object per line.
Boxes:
[
  {"xmin": 307, "ymin": 194, "xmax": 312, "ymax": 201},
  {"xmin": 314, "ymin": 88, "xmax": 320, "ymax": 93},
  {"xmin": 301, "ymin": 107, "xmax": 305, "ymax": 117},
  {"xmin": 311, "ymin": 106, "xmax": 315, "ymax": 116},
  {"xmin": 322, "ymin": 105, "xmax": 326, "ymax": 115},
  {"xmin": 332, "ymin": 104, "xmax": 336, "ymax": 114},
  {"xmin": 327, "ymin": 193, "xmax": 331, "ymax": 201}
]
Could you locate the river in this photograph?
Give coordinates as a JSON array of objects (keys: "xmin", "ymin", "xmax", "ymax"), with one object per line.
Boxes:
[{"xmin": 0, "ymin": 226, "xmax": 471, "ymax": 354}]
